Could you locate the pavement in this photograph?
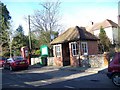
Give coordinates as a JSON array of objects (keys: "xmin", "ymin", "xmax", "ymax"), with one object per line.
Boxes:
[{"xmin": 29, "ymin": 64, "xmax": 108, "ymax": 74}]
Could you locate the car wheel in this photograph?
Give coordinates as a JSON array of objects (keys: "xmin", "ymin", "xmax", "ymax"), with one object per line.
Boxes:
[
  {"xmin": 112, "ymin": 73, "xmax": 120, "ymax": 87},
  {"xmin": 3, "ymin": 65, "xmax": 6, "ymax": 69},
  {"xmin": 25, "ymin": 67, "xmax": 29, "ymax": 70},
  {"xmin": 9, "ymin": 66, "xmax": 13, "ymax": 71}
]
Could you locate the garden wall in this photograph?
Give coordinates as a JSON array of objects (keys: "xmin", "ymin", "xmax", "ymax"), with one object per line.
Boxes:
[
  {"xmin": 80, "ymin": 54, "xmax": 106, "ymax": 68},
  {"xmin": 30, "ymin": 54, "xmax": 107, "ymax": 68}
]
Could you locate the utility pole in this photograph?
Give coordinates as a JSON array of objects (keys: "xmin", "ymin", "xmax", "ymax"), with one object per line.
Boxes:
[
  {"xmin": 9, "ymin": 37, "xmax": 12, "ymax": 58},
  {"xmin": 118, "ymin": 2, "xmax": 120, "ymax": 46},
  {"xmin": 28, "ymin": 15, "xmax": 32, "ymax": 53}
]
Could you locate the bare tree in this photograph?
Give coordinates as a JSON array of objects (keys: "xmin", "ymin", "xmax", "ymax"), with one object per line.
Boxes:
[{"xmin": 31, "ymin": 1, "xmax": 61, "ymax": 37}]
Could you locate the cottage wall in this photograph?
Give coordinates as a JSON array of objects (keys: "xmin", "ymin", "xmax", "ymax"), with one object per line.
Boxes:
[
  {"xmin": 53, "ymin": 40, "xmax": 98, "ymax": 67},
  {"xmin": 54, "ymin": 57, "xmax": 63, "ymax": 66},
  {"xmin": 69, "ymin": 42, "xmax": 80, "ymax": 67},
  {"xmin": 87, "ymin": 41, "xmax": 98, "ymax": 55},
  {"xmin": 53, "ymin": 44, "xmax": 63, "ymax": 66},
  {"xmin": 69, "ymin": 41, "xmax": 98, "ymax": 67},
  {"xmin": 62, "ymin": 43, "xmax": 70, "ymax": 66}
]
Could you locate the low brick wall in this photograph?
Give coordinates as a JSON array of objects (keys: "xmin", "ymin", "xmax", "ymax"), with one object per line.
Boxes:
[
  {"xmin": 89, "ymin": 54, "xmax": 104, "ymax": 67},
  {"xmin": 30, "ymin": 55, "xmax": 107, "ymax": 68},
  {"xmin": 80, "ymin": 54, "xmax": 104, "ymax": 68}
]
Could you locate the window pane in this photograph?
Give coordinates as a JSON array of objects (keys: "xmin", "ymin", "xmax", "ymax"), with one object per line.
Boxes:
[
  {"xmin": 55, "ymin": 46, "xmax": 61, "ymax": 57},
  {"xmin": 71, "ymin": 43, "xmax": 78, "ymax": 56},
  {"xmin": 81, "ymin": 42, "xmax": 88, "ymax": 54},
  {"xmin": 73, "ymin": 50, "xmax": 75, "ymax": 55},
  {"xmin": 72, "ymin": 44, "xmax": 75, "ymax": 49}
]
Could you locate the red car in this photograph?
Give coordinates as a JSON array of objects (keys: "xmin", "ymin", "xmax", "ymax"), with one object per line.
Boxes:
[
  {"xmin": 3, "ymin": 56, "xmax": 29, "ymax": 71},
  {"xmin": 107, "ymin": 52, "xmax": 120, "ymax": 87},
  {"xmin": 0, "ymin": 56, "xmax": 7, "ymax": 67}
]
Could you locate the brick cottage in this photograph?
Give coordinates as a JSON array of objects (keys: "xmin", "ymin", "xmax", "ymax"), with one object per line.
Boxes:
[{"xmin": 50, "ymin": 26, "xmax": 99, "ymax": 67}]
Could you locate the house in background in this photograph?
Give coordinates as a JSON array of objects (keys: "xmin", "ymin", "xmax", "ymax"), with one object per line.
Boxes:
[
  {"xmin": 87, "ymin": 19, "xmax": 119, "ymax": 44},
  {"xmin": 50, "ymin": 26, "xmax": 99, "ymax": 67}
]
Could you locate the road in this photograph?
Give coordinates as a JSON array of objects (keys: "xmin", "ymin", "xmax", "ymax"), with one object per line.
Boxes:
[{"xmin": 1, "ymin": 66, "xmax": 119, "ymax": 89}]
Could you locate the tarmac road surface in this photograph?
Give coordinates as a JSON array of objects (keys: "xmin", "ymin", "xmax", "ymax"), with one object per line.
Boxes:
[{"xmin": 1, "ymin": 66, "xmax": 119, "ymax": 89}]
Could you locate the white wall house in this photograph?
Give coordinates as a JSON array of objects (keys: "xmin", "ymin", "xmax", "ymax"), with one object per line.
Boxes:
[{"xmin": 89, "ymin": 19, "xmax": 119, "ymax": 44}]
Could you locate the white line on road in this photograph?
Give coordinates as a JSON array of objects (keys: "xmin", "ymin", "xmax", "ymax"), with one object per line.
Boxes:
[
  {"xmin": 64, "ymin": 85, "xmax": 75, "ymax": 88},
  {"xmin": 25, "ymin": 80, "xmax": 52, "ymax": 87}
]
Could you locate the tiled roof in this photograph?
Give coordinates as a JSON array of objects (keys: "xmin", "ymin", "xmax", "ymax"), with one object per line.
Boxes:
[
  {"xmin": 50, "ymin": 26, "xmax": 99, "ymax": 45},
  {"xmin": 91, "ymin": 19, "xmax": 118, "ymax": 31}
]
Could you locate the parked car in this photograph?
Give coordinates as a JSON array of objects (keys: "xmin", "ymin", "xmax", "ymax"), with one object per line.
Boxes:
[
  {"xmin": 107, "ymin": 52, "xmax": 120, "ymax": 87},
  {"xmin": 3, "ymin": 56, "xmax": 29, "ymax": 71},
  {"xmin": 0, "ymin": 56, "xmax": 7, "ymax": 67}
]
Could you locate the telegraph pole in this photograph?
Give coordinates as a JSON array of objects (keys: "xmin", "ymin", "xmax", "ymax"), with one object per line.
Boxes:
[{"xmin": 28, "ymin": 15, "xmax": 32, "ymax": 53}]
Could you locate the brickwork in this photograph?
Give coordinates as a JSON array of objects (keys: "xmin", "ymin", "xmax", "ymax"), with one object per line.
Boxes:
[
  {"xmin": 87, "ymin": 41, "xmax": 98, "ymax": 55},
  {"xmin": 69, "ymin": 42, "xmax": 80, "ymax": 67},
  {"xmin": 69, "ymin": 41, "xmax": 98, "ymax": 67},
  {"xmin": 53, "ymin": 40, "xmax": 99, "ymax": 67},
  {"xmin": 54, "ymin": 57, "xmax": 63, "ymax": 66}
]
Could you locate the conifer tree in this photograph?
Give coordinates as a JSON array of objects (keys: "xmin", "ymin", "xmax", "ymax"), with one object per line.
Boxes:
[{"xmin": 99, "ymin": 26, "xmax": 111, "ymax": 52}]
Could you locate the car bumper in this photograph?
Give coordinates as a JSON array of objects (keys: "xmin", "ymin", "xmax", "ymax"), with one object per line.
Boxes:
[{"xmin": 12, "ymin": 64, "xmax": 29, "ymax": 69}]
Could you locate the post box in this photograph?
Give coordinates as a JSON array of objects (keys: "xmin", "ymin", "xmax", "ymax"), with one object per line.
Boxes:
[{"xmin": 21, "ymin": 47, "xmax": 30, "ymax": 65}]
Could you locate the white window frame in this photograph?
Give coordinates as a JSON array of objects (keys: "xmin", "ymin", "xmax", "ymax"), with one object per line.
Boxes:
[
  {"xmin": 81, "ymin": 42, "xmax": 88, "ymax": 55},
  {"xmin": 71, "ymin": 42, "xmax": 78, "ymax": 56},
  {"xmin": 54, "ymin": 45, "xmax": 61, "ymax": 57}
]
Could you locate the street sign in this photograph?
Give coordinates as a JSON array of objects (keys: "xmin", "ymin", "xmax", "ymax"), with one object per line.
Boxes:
[{"xmin": 40, "ymin": 45, "xmax": 48, "ymax": 56}]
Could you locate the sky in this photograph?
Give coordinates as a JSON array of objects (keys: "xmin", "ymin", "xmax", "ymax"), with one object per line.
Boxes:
[{"xmin": 1, "ymin": 0, "xmax": 120, "ymax": 35}]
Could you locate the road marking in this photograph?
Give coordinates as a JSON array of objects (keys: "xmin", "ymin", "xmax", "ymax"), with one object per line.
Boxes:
[
  {"xmin": 64, "ymin": 85, "xmax": 75, "ymax": 88},
  {"xmin": 41, "ymin": 80, "xmax": 50, "ymax": 83},
  {"xmin": 25, "ymin": 80, "xmax": 52, "ymax": 87}
]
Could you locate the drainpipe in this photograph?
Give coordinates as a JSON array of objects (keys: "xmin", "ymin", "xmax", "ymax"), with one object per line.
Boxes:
[{"xmin": 78, "ymin": 41, "xmax": 81, "ymax": 66}]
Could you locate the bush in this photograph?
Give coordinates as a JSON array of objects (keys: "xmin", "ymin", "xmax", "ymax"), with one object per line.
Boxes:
[
  {"xmin": 35, "ymin": 50, "xmax": 40, "ymax": 55},
  {"xmin": 4, "ymin": 52, "xmax": 10, "ymax": 58},
  {"xmin": 115, "ymin": 47, "xmax": 120, "ymax": 52}
]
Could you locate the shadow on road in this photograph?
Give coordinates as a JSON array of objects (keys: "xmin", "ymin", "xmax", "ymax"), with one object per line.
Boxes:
[{"xmin": 2, "ymin": 66, "xmax": 119, "ymax": 89}]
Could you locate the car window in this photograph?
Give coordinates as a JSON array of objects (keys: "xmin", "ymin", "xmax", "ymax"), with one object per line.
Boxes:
[
  {"xmin": 14, "ymin": 57, "xmax": 24, "ymax": 61},
  {"xmin": 0, "ymin": 57, "xmax": 7, "ymax": 60},
  {"xmin": 7, "ymin": 58, "xmax": 14, "ymax": 62},
  {"xmin": 110, "ymin": 57, "xmax": 114, "ymax": 62},
  {"xmin": 111, "ymin": 52, "xmax": 120, "ymax": 64}
]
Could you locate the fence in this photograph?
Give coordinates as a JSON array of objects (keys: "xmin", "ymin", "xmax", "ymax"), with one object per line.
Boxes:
[{"xmin": 30, "ymin": 57, "xmax": 54, "ymax": 66}]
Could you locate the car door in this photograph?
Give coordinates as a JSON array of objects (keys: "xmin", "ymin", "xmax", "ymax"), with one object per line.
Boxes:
[
  {"xmin": 118, "ymin": 53, "xmax": 120, "ymax": 71},
  {"xmin": 113, "ymin": 53, "xmax": 120, "ymax": 72}
]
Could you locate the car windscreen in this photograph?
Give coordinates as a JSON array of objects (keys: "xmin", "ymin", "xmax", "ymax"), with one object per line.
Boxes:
[
  {"xmin": 0, "ymin": 57, "xmax": 7, "ymax": 60},
  {"xmin": 14, "ymin": 57, "xmax": 24, "ymax": 61},
  {"xmin": 110, "ymin": 52, "xmax": 120, "ymax": 63}
]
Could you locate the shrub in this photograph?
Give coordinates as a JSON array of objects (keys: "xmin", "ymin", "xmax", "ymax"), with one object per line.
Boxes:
[{"xmin": 35, "ymin": 50, "xmax": 40, "ymax": 55}]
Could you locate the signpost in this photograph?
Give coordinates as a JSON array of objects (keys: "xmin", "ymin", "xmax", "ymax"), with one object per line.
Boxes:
[
  {"xmin": 40, "ymin": 45, "xmax": 48, "ymax": 66},
  {"xmin": 40, "ymin": 45, "xmax": 48, "ymax": 56}
]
